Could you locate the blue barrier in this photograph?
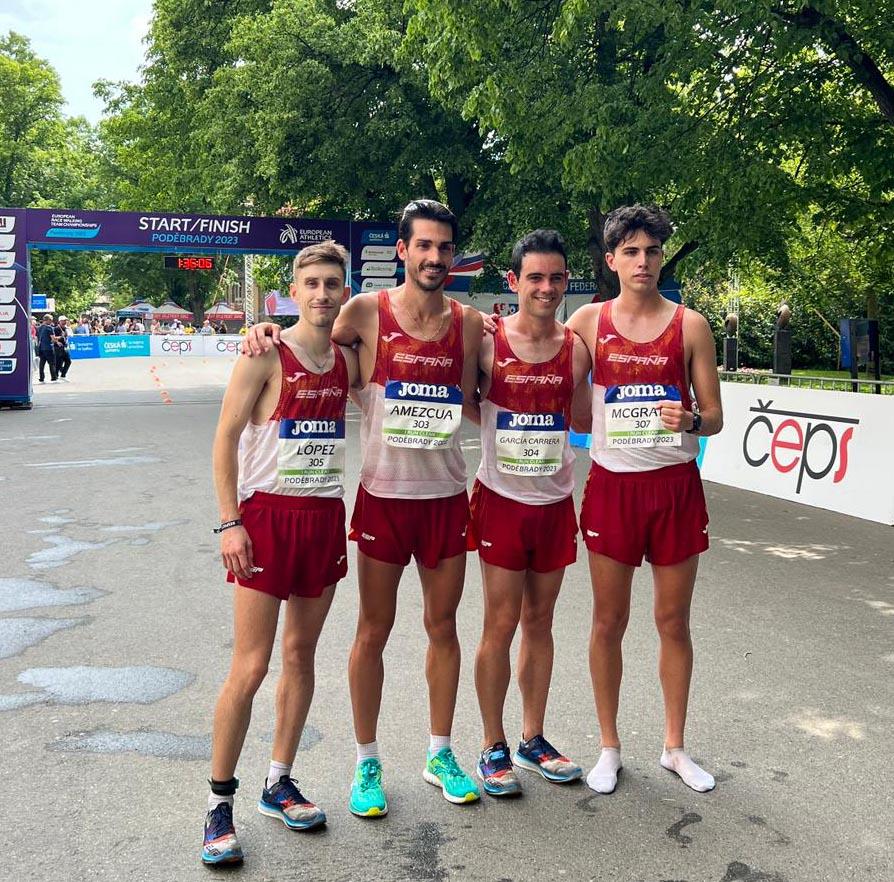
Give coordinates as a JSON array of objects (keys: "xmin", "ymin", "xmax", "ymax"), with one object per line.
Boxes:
[
  {"xmin": 69, "ymin": 335, "xmax": 150, "ymax": 359},
  {"xmin": 69, "ymin": 336, "xmax": 100, "ymax": 359}
]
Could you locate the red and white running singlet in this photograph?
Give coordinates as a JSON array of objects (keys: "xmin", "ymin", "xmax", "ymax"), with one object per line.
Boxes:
[
  {"xmin": 356, "ymin": 290, "xmax": 466, "ymax": 499},
  {"xmin": 590, "ymin": 301, "xmax": 699, "ymax": 472},
  {"xmin": 237, "ymin": 343, "xmax": 349, "ymax": 501},
  {"xmin": 477, "ymin": 321, "xmax": 576, "ymax": 504}
]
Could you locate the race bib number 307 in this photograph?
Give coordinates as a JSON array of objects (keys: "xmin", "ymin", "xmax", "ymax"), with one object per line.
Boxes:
[
  {"xmin": 276, "ymin": 418, "xmax": 345, "ymax": 489},
  {"xmin": 604, "ymin": 383, "xmax": 682, "ymax": 449},
  {"xmin": 495, "ymin": 411, "xmax": 566, "ymax": 475},
  {"xmin": 383, "ymin": 380, "xmax": 463, "ymax": 449}
]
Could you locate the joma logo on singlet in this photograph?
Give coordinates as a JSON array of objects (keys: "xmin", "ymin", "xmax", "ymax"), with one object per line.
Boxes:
[
  {"xmin": 505, "ymin": 375, "xmax": 562, "ymax": 385},
  {"xmin": 294, "ymin": 387, "xmax": 342, "ymax": 399},
  {"xmin": 607, "ymin": 353, "xmax": 669, "ymax": 366},
  {"xmin": 289, "ymin": 419, "xmax": 336, "ymax": 435},
  {"xmin": 616, "ymin": 383, "xmax": 667, "ymax": 400},
  {"xmin": 508, "ymin": 413, "xmax": 556, "ymax": 428},
  {"xmin": 396, "ymin": 382, "xmax": 450, "ymax": 399},
  {"xmin": 393, "ymin": 353, "xmax": 453, "ymax": 367}
]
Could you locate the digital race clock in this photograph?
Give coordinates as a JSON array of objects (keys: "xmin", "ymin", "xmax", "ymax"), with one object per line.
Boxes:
[{"xmin": 163, "ymin": 255, "xmax": 215, "ymax": 271}]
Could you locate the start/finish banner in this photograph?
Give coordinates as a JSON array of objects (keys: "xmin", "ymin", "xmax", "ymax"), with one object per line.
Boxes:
[{"xmin": 700, "ymin": 382, "xmax": 894, "ymax": 525}]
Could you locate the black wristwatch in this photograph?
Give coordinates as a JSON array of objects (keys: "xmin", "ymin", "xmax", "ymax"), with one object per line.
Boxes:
[{"xmin": 686, "ymin": 412, "xmax": 703, "ymax": 434}]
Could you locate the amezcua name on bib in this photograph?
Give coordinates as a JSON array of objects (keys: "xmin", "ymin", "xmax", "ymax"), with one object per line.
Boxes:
[
  {"xmin": 383, "ymin": 380, "xmax": 463, "ymax": 449},
  {"xmin": 603, "ymin": 383, "xmax": 682, "ymax": 448}
]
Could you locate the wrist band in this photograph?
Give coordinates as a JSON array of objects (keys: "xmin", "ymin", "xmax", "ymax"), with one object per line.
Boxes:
[{"xmin": 213, "ymin": 519, "xmax": 243, "ymax": 534}]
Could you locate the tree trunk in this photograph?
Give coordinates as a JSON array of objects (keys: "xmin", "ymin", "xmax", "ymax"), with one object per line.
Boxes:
[{"xmin": 586, "ymin": 207, "xmax": 619, "ymax": 301}]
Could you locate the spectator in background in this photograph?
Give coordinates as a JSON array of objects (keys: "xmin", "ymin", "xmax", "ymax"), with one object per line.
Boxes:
[
  {"xmin": 75, "ymin": 316, "xmax": 90, "ymax": 335},
  {"xmin": 54, "ymin": 316, "xmax": 72, "ymax": 380},
  {"xmin": 199, "ymin": 319, "xmax": 214, "ymax": 335},
  {"xmin": 36, "ymin": 314, "xmax": 59, "ymax": 382},
  {"xmin": 132, "ymin": 317, "xmax": 145, "ymax": 333},
  {"xmin": 184, "ymin": 323, "xmax": 196, "ymax": 335},
  {"xmin": 219, "ymin": 322, "xmax": 229, "ymax": 335}
]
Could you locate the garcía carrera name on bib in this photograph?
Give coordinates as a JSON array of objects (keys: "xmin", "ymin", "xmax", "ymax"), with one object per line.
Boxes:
[
  {"xmin": 383, "ymin": 380, "xmax": 463, "ymax": 449},
  {"xmin": 603, "ymin": 383, "xmax": 682, "ymax": 449},
  {"xmin": 495, "ymin": 410, "xmax": 566, "ymax": 476},
  {"xmin": 276, "ymin": 417, "xmax": 346, "ymax": 488}
]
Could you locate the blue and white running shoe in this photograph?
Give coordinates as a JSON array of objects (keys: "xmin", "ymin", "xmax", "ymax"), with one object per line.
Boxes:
[
  {"xmin": 258, "ymin": 776, "xmax": 326, "ymax": 830},
  {"xmin": 202, "ymin": 802, "xmax": 243, "ymax": 866},
  {"xmin": 513, "ymin": 734, "xmax": 582, "ymax": 783},
  {"xmin": 477, "ymin": 741, "xmax": 522, "ymax": 797}
]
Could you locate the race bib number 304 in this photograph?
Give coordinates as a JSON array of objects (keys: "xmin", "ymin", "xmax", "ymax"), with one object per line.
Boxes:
[
  {"xmin": 495, "ymin": 411, "xmax": 566, "ymax": 475},
  {"xmin": 383, "ymin": 380, "xmax": 463, "ymax": 449},
  {"xmin": 276, "ymin": 418, "xmax": 345, "ymax": 489},
  {"xmin": 604, "ymin": 383, "xmax": 682, "ymax": 449}
]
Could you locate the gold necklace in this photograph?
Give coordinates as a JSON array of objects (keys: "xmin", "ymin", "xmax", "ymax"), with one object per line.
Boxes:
[
  {"xmin": 401, "ymin": 298, "xmax": 450, "ymax": 342},
  {"xmin": 295, "ymin": 342, "xmax": 332, "ymax": 373}
]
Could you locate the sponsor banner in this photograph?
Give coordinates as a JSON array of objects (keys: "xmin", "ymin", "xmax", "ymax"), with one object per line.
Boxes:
[
  {"xmin": 205, "ymin": 335, "xmax": 243, "ymax": 357},
  {"xmin": 0, "ymin": 340, "xmax": 16, "ymax": 356},
  {"xmin": 98, "ymin": 335, "xmax": 150, "ymax": 358},
  {"xmin": 24, "ymin": 208, "xmax": 350, "ymax": 256},
  {"xmin": 69, "ymin": 336, "xmax": 100, "ymax": 359},
  {"xmin": 700, "ymin": 382, "xmax": 894, "ymax": 525},
  {"xmin": 351, "ymin": 222, "xmax": 403, "ymax": 295},
  {"xmin": 150, "ymin": 334, "xmax": 199, "ymax": 357},
  {"xmin": 0, "ymin": 208, "xmax": 28, "ymax": 401}
]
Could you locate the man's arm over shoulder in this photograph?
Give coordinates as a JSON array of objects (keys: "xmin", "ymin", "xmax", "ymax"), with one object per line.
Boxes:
[
  {"xmin": 570, "ymin": 330, "xmax": 593, "ymax": 433},
  {"xmin": 461, "ymin": 306, "xmax": 484, "ymax": 423},
  {"xmin": 332, "ymin": 292, "xmax": 376, "ymax": 348},
  {"xmin": 565, "ymin": 301, "xmax": 602, "ymax": 349},
  {"xmin": 686, "ymin": 309, "xmax": 723, "ymax": 437}
]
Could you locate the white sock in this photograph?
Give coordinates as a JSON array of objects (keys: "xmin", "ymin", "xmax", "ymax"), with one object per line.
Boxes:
[
  {"xmin": 429, "ymin": 733, "xmax": 451, "ymax": 754},
  {"xmin": 586, "ymin": 747, "xmax": 622, "ymax": 794},
  {"xmin": 356, "ymin": 740, "xmax": 379, "ymax": 763},
  {"xmin": 660, "ymin": 747, "xmax": 715, "ymax": 792},
  {"xmin": 207, "ymin": 792, "xmax": 234, "ymax": 812},
  {"xmin": 266, "ymin": 759, "xmax": 291, "ymax": 790}
]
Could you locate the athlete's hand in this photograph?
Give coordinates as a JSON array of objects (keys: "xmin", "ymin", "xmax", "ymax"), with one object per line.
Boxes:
[
  {"xmin": 658, "ymin": 400, "xmax": 694, "ymax": 432},
  {"xmin": 481, "ymin": 312, "xmax": 499, "ymax": 336},
  {"xmin": 241, "ymin": 322, "xmax": 281, "ymax": 357},
  {"xmin": 221, "ymin": 526, "xmax": 254, "ymax": 581}
]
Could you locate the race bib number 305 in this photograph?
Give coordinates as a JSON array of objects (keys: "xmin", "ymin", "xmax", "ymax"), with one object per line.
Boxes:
[
  {"xmin": 383, "ymin": 380, "xmax": 463, "ymax": 449},
  {"xmin": 276, "ymin": 418, "xmax": 345, "ymax": 489},
  {"xmin": 604, "ymin": 383, "xmax": 682, "ymax": 449},
  {"xmin": 495, "ymin": 411, "xmax": 566, "ymax": 475}
]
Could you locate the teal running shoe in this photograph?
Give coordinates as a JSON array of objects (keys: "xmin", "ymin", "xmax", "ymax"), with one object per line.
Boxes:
[
  {"xmin": 423, "ymin": 747, "xmax": 480, "ymax": 804},
  {"xmin": 350, "ymin": 757, "xmax": 388, "ymax": 817}
]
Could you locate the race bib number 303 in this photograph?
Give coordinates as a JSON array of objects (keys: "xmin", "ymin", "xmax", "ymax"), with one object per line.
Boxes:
[
  {"xmin": 383, "ymin": 380, "xmax": 463, "ymax": 449},
  {"xmin": 604, "ymin": 383, "xmax": 682, "ymax": 449},
  {"xmin": 276, "ymin": 418, "xmax": 345, "ymax": 489},
  {"xmin": 495, "ymin": 411, "xmax": 566, "ymax": 475}
]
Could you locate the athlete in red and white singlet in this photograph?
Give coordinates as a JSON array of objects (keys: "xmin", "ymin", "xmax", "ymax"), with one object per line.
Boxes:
[
  {"xmin": 469, "ymin": 232, "xmax": 591, "ymax": 798},
  {"xmin": 568, "ymin": 206, "xmax": 723, "ymax": 798},
  {"xmin": 204, "ymin": 244, "xmax": 359, "ymax": 866}
]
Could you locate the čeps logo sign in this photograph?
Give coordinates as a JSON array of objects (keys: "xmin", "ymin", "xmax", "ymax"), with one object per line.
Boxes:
[
  {"xmin": 162, "ymin": 338, "xmax": 193, "ymax": 354},
  {"xmin": 742, "ymin": 399, "xmax": 858, "ymax": 494}
]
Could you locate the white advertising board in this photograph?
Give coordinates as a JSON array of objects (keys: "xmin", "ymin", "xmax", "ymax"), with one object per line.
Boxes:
[
  {"xmin": 700, "ymin": 382, "xmax": 894, "ymax": 525},
  {"xmin": 149, "ymin": 335, "xmax": 242, "ymax": 358}
]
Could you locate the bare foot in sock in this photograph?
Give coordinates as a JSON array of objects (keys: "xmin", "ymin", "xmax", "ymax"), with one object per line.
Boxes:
[
  {"xmin": 586, "ymin": 747, "xmax": 622, "ymax": 794},
  {"xmin": 660, "ymin": 748, "xmax": 715, "ymax": 792}
]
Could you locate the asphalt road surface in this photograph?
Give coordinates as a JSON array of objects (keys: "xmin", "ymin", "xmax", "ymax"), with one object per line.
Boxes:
[{"xmin": 1, "ymin": 358, "xmax": 892, "ymax": 882}]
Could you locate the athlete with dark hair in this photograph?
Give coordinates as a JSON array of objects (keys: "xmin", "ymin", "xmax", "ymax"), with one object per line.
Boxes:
[{"xmin": 568, "ymin": 204, "xmax": 723, "ymax": 795}]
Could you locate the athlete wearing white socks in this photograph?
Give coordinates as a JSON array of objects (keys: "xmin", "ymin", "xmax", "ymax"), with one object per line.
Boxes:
[{"xmin": 569, "ymin": 205, "xmax": 723, "ymax": 795}]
